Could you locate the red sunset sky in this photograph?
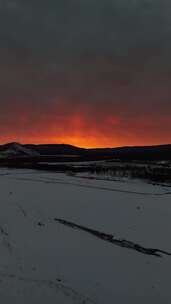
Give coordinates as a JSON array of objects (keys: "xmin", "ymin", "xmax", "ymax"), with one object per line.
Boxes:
[{"xmin": 0, "ymin": 0, "xmax": 170, "ymax": 147}]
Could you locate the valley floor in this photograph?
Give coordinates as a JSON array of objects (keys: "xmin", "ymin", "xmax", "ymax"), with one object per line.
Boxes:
[{"xmin": 0, "ymin": 168, "xmax": 171, "ymax": 303}]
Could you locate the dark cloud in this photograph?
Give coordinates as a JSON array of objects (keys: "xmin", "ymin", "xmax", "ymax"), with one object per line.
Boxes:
[{"xmin": 1, "ymin": 1, "xmax": 170, "ymax": 50}]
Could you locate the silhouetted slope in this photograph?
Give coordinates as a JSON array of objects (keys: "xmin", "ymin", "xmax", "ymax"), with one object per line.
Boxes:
[
  {"xmin": 25, "ymin": 144, "xmax": 85, "ymax": 156},
  {"xmin": 26, "ymin": 144, "xmax": 171, "ymax": 160},
  {"xmin": 0, "ymin": 143, "xmax": 171, "ymax": 160}
]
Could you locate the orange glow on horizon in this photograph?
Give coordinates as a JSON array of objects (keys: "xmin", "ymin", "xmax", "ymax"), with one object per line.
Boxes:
[
  {"xmin": 0, "ymin": 110, "xmax": 170, "ymax": 148},
  {"xmin": 0, "ymin": 134, "xmax": 119, "ymax": 148},
  {"xmin": 0, "ymin": 133, "xmax": 170, "ymax": 149}
]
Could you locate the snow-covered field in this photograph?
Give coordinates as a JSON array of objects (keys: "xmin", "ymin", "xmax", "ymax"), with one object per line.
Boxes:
[{"xmin": 0, "ymin": 168, "xmax": 171, "ymax": 303}]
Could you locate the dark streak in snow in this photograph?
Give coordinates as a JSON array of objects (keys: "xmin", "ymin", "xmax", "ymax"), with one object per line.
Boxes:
[{"xmin": 54, "ymin": 218, "xmax": 171, "ymax": 258}]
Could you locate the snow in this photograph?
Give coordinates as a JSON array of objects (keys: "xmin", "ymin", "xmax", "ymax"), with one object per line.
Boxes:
[
  {"xmin": 0, "ymin": 168, "xmax": 171, "ymax": 303},
  {"xmin": 0, "ymin": 143, "xmax": 40, "ymax": 157}
]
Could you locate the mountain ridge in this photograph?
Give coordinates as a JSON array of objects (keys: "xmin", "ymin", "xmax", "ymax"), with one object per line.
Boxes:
[{"xmin": 0, "ymin": 142, "xmax": 171, "ymax": 160}]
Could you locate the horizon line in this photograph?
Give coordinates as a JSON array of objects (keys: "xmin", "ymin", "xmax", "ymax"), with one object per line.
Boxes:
[{"xmin": 0, "ymin": 141, "xmax": 171, "ymax": 150}]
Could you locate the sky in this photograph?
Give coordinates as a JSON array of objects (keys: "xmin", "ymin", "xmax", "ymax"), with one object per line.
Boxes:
[{"xmin": 0, "ymin": 0, "xmax": 171, "ymax": 147}]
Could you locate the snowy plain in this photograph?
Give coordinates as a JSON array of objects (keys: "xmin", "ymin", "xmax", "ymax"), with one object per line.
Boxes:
[{"xmin": 0, "ymin": 168, "xmax": 171, "ymax": 303}]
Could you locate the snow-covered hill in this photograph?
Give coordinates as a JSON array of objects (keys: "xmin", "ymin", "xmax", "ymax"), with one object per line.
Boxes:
[{"xmin": 0, "ymin": 142, "xmax": 40, "ymax": 158}]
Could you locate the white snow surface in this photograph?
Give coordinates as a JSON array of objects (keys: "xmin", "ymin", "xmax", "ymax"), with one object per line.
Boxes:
[{"xmin": 0, "ymin": 168, "xmax": 171, "ymax": 303}]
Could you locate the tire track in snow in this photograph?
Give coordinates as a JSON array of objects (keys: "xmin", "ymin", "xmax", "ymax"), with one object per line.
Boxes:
[
  {"xmin": 9, "ymin": 176, "xmax": 171, "ymax": 196},
  {"xmin": 0, "ymin": 272, "xmax": 97, "ymax": 304}
]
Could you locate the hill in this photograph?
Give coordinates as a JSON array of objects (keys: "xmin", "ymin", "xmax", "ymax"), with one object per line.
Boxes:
[{"xmin": 0, "ymin": 142, "xmax": 171, "ymax": 161}]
